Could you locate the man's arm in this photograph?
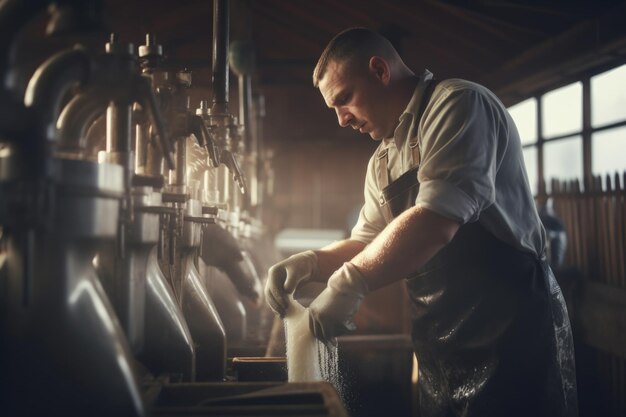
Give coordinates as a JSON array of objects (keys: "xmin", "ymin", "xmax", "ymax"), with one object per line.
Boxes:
[
  {"xmin": 307, "ymin": 205, "xmax": 460, "ymax": 342},
  {"xmin": 351, "ymin": 204, "xmax": 460, "ymax": 291},
  {"xmin": 312, "ymin": 204, "xmax": 459, "ymax": 289},
  {"xmin": 314, "ymin": 239, "xmax": 367, "ymax": 282}
]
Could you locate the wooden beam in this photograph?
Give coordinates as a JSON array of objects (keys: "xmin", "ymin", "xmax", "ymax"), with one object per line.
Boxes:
[
  {"xmin": 248, "ymin": 1, "xmax": 327, "ymax": 50},
  {"xmin": 369, "ymin": 0, "xmax": 501, "ymax": 60},
  {"xmin": 424, "ymin": 0, "xmax": 546, "ymax": 43},
  {"xmin": 263, "ymin": 0, "xmax": 339, "ymax": 36},
  {"xmin": 317, "ymin": 0, "xmax": 379, "ymax": 29},
  {"xmin": 488, "ymin": 2, "xmax": 626, "ymax": 106}
]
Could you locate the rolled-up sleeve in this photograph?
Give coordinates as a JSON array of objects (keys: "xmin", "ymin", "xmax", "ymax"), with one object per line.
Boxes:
[
  {"xmin": 416, "ymin": 86, "xmax": 500, "ymax": 224},
  {"xmin": 350, "ymin": 153, "xmax": 387, "ymax": 244}
]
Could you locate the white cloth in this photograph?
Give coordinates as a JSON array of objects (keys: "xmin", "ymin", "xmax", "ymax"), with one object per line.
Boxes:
[
  {"xmin": 283, "ymin": 296, "xmax": 323, "ymax": 382},
  {"xmin": 350, "ymin": 69, "xmax": 545, "ymax": 256},
  {"xmin": 284, "ymin": 295, "xmax": 341, "ymax": 389}
]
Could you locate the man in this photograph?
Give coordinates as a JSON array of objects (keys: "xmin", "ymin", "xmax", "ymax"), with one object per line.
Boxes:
[{"xmin": 266, "ymin": 28, "xmax": 578, "ymax": 417}]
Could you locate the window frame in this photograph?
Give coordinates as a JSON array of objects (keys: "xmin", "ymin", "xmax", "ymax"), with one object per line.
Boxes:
[{"xmin": 516, "ymin": 61, "xmax": 626, "ymax": 198}]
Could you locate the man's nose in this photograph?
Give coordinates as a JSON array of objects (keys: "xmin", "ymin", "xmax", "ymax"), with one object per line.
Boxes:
[{"xmin": 336, "ymin": 108, "xmax": 353, "ymax": 128}]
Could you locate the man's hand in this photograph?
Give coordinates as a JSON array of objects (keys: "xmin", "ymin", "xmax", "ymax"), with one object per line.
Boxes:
[
  {"xmin": 265, "ymin": 250, "xmax": 319, "ymax": 317},
  {"xmin": 308, "ymin": 262, "xmax": 369, "ymax": 344}
]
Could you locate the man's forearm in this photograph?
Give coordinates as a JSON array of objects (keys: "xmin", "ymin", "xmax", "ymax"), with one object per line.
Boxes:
[
  {"xmin": 314, "ymin": 239, "xmax": 367, "ymax": 282},
  {"xmin": 351, "ymin": 205, "xmax": 460, "ymax": 291}
]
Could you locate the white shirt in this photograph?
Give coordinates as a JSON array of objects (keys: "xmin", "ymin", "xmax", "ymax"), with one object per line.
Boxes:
[{"xmin": 351, "ymin": 70, "xmax": 546, "ymax": 257}]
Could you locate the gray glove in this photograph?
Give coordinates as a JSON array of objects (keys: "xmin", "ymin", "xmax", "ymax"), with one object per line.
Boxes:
[
  {"xmin": 308, "ymin": 262, "xmax": 369, "ymax": 345},
  {"xmin": 265, "ymin": 250, "xmax": 319, "ymax": 317}
]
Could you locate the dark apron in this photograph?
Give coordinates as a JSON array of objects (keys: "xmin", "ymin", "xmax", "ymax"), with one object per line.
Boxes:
[{"xmin": 376, "ymin": 80, "xmax": 578, "ymax": 417}]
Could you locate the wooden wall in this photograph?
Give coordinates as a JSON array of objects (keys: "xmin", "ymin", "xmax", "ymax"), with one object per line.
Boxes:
[
  {"xmin": 552, "ymin": 173, "xmax": 626, "ymax": 417},
  {"xmin": 261, "ymin": 84, "xmax": 379, "ymax": 233}
]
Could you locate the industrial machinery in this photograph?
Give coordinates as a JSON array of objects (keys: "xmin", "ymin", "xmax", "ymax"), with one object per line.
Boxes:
[{"xmin": 0, "ymin": 0, "xmax": 348, "ymax": 416}]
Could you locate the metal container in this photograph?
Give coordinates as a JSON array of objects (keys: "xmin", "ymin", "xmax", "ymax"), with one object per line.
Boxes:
[
  {"xmin": 2, "ymin": 158, "xmax": 145, "ymax": 416},
  {"xmin": 231, "ymin": 357, "xmax": 287, "ymax": 382},
  {"xmin": 142, "ymin": 246, "xmax": 196, "ymax": 382},
  {"xmin": 180, "ymin": 254, "xmax": 227, "ymax": 381}
]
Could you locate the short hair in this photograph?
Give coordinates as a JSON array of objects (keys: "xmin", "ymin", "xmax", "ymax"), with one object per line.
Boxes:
[{"xmin": 313, "ymin": 28, "xmax": 398, "ymax": 88}]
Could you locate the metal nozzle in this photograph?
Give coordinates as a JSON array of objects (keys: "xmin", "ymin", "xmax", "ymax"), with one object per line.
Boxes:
[{"xmin": 221, "ymin": 149, "xmax": 247, "ymax": 195}]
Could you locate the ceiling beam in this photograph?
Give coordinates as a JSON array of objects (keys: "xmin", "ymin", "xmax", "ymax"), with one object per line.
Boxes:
[
  {"xmin": 249, "ymin": 1, "xmax": 327, "ymax": 50},
  {"xmin": 366, "ymin": 0, "xmax": 508, "ymax": 63},
  {"xmin": 425, "ymin": 0, "xmax": 544, "ymax": 44},
  {"xmin": 488, "ymin": 2, "xmax": 626, "ymax": 105}
]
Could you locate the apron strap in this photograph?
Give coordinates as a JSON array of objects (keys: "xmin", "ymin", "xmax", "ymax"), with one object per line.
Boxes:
[
  {"xmin": 375, "ymin": 147, "xmax": 395, "ymax": 224},
  {"xmin": 409, "ymin": 140, "xmax": 420, "ymax": 167},
  {"xmin": 408, "ymin": 79, "xmax": 440, "ymax": 167},
  {"xmin": 375, "ymin": 78, "xmax": 442, "ymax": 225},
  {"xmin": 376, "ymin": 147, "xmax": 390, "ymax": 189}
]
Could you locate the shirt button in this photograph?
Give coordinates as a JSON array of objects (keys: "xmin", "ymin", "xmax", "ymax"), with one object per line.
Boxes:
[{"xmin": 379, "ymin": 196, "xmax": 385, "ymax": 205}]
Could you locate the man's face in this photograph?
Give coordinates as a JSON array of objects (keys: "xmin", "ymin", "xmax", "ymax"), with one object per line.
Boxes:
[{"xmin": 318, "ymin": 59, "xmax": 392, "ymax": 141}]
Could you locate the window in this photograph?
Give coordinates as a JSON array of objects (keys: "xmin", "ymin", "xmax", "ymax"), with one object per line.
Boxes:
[
  {"xmin": 591, "ymin": 64, "xmax": 626, "ymax": 128},
  {"xmin": 508, "ymin": 98, "xmax": 537, "ymax": 145},
  {"xmin": 522, "ymin": 147, "xmax": 538, "ymax": 195},
  {"xmin": 542, "ymin": 82, "xmax": 582, "ymax": 139},
  {"xmin": 508, "ymin": 98, "xmax": 538, "ymax": 195},
  {"xmin": 544, "ymin": 136, "xmax": 583, "ymax": 189},
  {"xmin": 593, "ymin": 126, "xmax": 626, "ymax": 177},
  {"xmin": 507, "ymin": 63, "xmax": 626, "ymax": 197}
]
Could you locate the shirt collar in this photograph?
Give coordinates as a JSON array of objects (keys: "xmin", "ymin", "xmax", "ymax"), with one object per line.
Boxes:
[{"xmin": 387, "ymin": 69, "xmax": 434, "ymax": 150}]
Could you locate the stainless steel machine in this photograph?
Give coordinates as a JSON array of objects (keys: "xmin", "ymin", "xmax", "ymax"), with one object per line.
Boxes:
[{"xmin": 0, "ymin": 0, "xmax": 347, "ymax": 415}]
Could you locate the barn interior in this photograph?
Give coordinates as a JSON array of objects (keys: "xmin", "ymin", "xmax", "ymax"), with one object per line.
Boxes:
[{"xmin": 1, "ymin": 1, "xmax": 626, "ymax": 416}]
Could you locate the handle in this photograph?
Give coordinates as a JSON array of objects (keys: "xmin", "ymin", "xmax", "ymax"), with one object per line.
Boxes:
[
  {"xmin": 221, "ymin": 149, "xmax": 247, "ymax": 195},
  {"xmin": 190, "ymin": 115, "xmax": 220, "ymax": 167},
  {"xmin": 136, "ymin": 75, "xmax": 175, "ymax": 169}
]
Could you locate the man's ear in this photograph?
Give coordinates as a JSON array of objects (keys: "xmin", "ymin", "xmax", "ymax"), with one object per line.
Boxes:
[{"xmin": 369, "ymin": 56, "xmax": 390, "ymax": 85}]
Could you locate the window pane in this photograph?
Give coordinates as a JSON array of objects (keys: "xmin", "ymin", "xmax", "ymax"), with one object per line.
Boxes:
[
  {"xmin": 544, "ymin": 136, "xmax": 582, "ymax": 190},
  {"xmin": 508, "ymin": 98, "xmax": 537, "ymax": 145},
  {"xmin": 522, "ymin": 146, "xmax": 538, "ymax": 195},
  {"xmin": 542, "ymin": 82, "xmax": 582, "ymax": 138},
  {"xmin": 592, "ymin": 64, "xmax": 626, "ymax": 127},
  {"xmin": 592, "ymin": 126, "xmax": 626, "ymax": 177}
]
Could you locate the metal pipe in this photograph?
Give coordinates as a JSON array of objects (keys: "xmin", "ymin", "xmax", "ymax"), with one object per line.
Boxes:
[
  {"xmin": 135, "ymin": 120, "xmax": 147, "ymax": 174},
  {"xmin": 0, "ymin": 0, "xmax": 49, "ymax": 91},
  {"xmin": 169, "ymin": 138, "xmax": 187, "ymax": 188},
  {"xmin": 238, "ymin": 74, "xmax": 252, "ymax": 152},
  {"xmin": 56, "ymin": 86, "xmax": 110, "ymax": 152},
  {"xmin": 245, "ymin": 92, "xmax": 266, "ymax": 210},
  {"xmin": 211, "ymin": 0, "xmax": 229, "ymax": 114},
  {"xmin": 229, "ymin": 40, "xmax": 255, "ymax": 153},
  {"xmin": 24, "ymin": 47, "xmax": 90, "ymax": 142},
  {"xmin": 106, "ymin": 102, "xmax": 133, "ymax": 157},
  {"xmin": 221, "ymin": 149, "xmax": 247, "ymax": 195},
  {"xmin": 254, "ymin": 93, "xmax": 265, "ymax": 195},
  {"xmin": 136, "ymin": 76, "xmax": 175, "ymax": 170},
  {"xmin": 145, "ymin": 127, "xmax": 164, "ymax": 177},
  {"xmin": 190, "ymin": 115, "xmax": 220, "ymax": 167},
  {"xmin": 105, "ymin": 100, "xmax": 134, "ymax": 218}
]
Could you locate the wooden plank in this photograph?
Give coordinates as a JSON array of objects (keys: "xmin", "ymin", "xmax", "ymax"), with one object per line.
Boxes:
[
  {"xmin": 584, "ymin": 176, "xmax": 596, "ymax": 278},
  {"xmin": 576, "ymin": 280, "xmax": 626, "ymax": 358},
  {"xmin": 490, "ymin": 2, "xmax": 626, "ymax": 105},
  {"xmin": 581, "ymin": 178, "xmax": 592, "ymax": 275},
  {"xmin": 595, "ymin": 176, "xmax": 608, "ymax": 283},
  {"xmin": 607, "ymin": 175, "xmax": 619, "ymax": 287},
  {"xmin": 574, "ymin": 179, "xmax": 585, "ymax": 273}
]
